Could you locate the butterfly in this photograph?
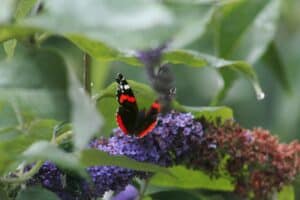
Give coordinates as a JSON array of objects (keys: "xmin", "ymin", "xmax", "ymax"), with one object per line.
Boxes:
[{"xmin": 115, "ymin": 73, "xmax": 161, "ymax": 138}]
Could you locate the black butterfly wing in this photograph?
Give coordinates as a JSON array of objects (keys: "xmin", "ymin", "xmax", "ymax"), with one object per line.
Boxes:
[
  {"xmin": 133, "ymin": 100, "xmax": 161, "ymax": 138},
  {"xmin": 115, "ymin": 73, "xmax": 138, "ymax": 134}
]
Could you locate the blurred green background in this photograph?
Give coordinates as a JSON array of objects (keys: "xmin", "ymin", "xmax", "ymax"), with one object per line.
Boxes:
[
  {"xmin": 1, "ymin": 0, "xmax": 300, "ymax": 198},
  {"xmin": 92, "ymin": 0, "xmax": 300, "ymax": 142},
  {"xmin": 41, "ymin": 0, "xmax": 300, "ymax": 142},
  {"xmin": 3, "ymin": 0, "xmax": 299, "ymax": 141}
]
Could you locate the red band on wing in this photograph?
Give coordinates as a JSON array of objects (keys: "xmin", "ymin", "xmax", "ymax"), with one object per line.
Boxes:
[
  {"xmin": 120, "ymin": 94, "xmax": 136, "ymax": 103},
  {"xmin": 116, "ymin": 114, "xmax": 128, "ymax": 134},
  {"xmin": 137, "ymin": 120, "xmax": 157, "ymax": 138},
  {"xmin": 151, "ymin": 101, "xmax": 161, "ymax": 112}
]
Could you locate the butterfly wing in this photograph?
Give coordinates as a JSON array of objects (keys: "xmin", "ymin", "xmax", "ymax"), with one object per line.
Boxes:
[
  {"xmin": 115, "ymin": 73, "xmax": 138, "ymax": 135},
  {"xmin": 134, "ymin": 100, "xmax": 161, "ymax": 138}
]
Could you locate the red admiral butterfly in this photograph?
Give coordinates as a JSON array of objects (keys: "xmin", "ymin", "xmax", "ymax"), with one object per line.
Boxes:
[{"xmin": 115, "ymin": 73, "xmax": 161, "ymax": 138}]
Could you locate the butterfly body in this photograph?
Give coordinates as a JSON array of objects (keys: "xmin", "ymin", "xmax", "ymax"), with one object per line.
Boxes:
[{"xmin": 115, "ymin": 73, "xmax": 160, "ymax": 138}]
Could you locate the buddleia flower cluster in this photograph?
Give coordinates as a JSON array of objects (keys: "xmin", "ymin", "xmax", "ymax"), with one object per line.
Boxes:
[
  {"xmin": 28, "ymin": 112, "xmax": 300, "ymax": 200},
  {"xmin": 196, "ymin": 120, "xmax": 300, "ymax": 199},
  {"xmin": 29, "ymin": 112, "xmax": 205, "ymax": 199},
  {"xmin": 26, "ymin": 46, "xmax": 300, "ymax": 199}
]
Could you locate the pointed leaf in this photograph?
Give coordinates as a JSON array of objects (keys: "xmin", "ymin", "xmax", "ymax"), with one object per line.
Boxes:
[
  {"xmin": 150, "ymin": 166, "xmax": 233, "ymax": 191},
  {"xmin": 20, "ymin": 0, "xmax": 174, "ymax": 50},
  {"xmin": 164, "ymin": 50, "xmax": 264, "ymax": 104},
  {"xmin": 3, "ymin": 39, "xmax": 17, "ymax": 59},
  {"xmin": 263, "ymin": 42, "xmax": 292, "ymax": 94},
  {"xmin": 278, "ymin": 185, "xmax": 294, "ymax": 200},
  {"xmin": 0, "ymin": 188, "xmax": 9, "ymax": 200},
  {"xmin": 68, "ymin": 70, "xmax": 103, "ymax": 150},
  {"xmin": 0, "ymin": 47, "xmax": 70, "ymax": 120},
  {"xmin": 169, "ymin": 6, "xmax": 214, "ymax": 48},
  {"xmin": 0, "ymin": 120, "xmax": 56, "ymax": 174},
  {"xmin": 22, "ymin": 141, "xmax": 84, "ymax": 174},
  {"xmin": 80, "ymin": 149, "xmax": 172, "ymax": 176},
  {"xmin": 3, "ymin": 0, "xmax": 38, "ymax": 58},
  {"xmin": 179, "ymin": 105, "xmax": 233, "ymax": 122},
  {"xmin": 14, "ymin": 0, "xmax": 38, "ymax": 20},
  {"xmin": 16, "ymin": 186, "xmax": 60, "ymax": 200},
  {"xmin": 163, "ymin": 50, "xmax": 207, "ymax": 67},
  {"xmin": 229, "ymin": 0, "xmax": 281, "ymax": 64},
  {"xmin": 219, "ymin": 0, "xmax": 271, "ymax": 58},
  {"xmin": 150, "ymin": 190, "xmax": 202, "ymax": 200}
]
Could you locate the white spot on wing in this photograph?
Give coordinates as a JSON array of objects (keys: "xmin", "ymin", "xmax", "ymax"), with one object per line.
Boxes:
[{"xmin": 124, "ymin": 84, "xmax": 130, "ymax": 90}]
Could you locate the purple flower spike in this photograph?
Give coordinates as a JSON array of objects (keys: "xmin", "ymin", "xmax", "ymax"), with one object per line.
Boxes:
[
  {"xmin": 93, "ymin": 112, "xmax": 204, "ymax": 167},
  {"xmin": 137, "ymin": 44, "xmax": 167, "ymax": 68},
  {"xmin": 29, "ymin": 112, "xmax": 206, "ymax": 200},
  {"xmin": 112, "ymin": 185, "xmax": 139, "ymax": 200}
]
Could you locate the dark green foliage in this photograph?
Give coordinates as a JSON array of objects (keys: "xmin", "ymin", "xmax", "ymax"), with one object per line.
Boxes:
[{"xmin": 0, "ymin": 0, "xmax": 297, "ymax": 199}]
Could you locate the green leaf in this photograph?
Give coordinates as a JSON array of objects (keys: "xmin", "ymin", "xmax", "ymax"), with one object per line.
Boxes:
[
  {"xmin": 168, "ymin": 5, "xmax": 214, "ymax": 48},
  {"xmin": 14, "ymin": 0, "xmax": 38, "ymax": 20},
  {"xmin": 263, "ymin": 42, "xmax": 292, "ymax": 94},
  {"xmin": 3, "ymin": 39, "xmax": 17, "ymax": 59},
  {"xmin": 16, "ymin": 186, "xmax": 60, "ymax": 200},
  {"xmin": 66, "ymin": 34, "xmax": 119, "ymax": 61},
  {"xmin": 142, "ymin": 196, "xmax": 153, "ymax": 200},
  {"xmin": 0, "ymin": 188, "xmax": 9, "ymax": 200},
  {"xmin": 150, "ymin": 190, "xmax": 202, "ymax": 200},
  {"xmin": 278, "ymin": 185, "xmax": 294, "ymax": 200},
  {"xmin": 145, "ymin": 185, "xmax": 174, "ymax": 196},
  {"xmin": 80, "ymin": 149, "xmax": 172, "ymax": 175},
  {"xmin": 219, "ymin": 0, "xmax": 272, "ymax": 59},
  {"xmin": 20, "ymin": 0, "xmax": 174, "ymax": 50},
  {"xmin": 22, "ymin": 141, "xmax": 84, "ymax": 174},
  {"xmin": 163, "ymin": 50, "xmax": 207, "ymax": 67},
  {"xmin": 0, "ymin": 25, "xmax": 38, "ymax": 43},
  {"xmin": 229, "ymin": 0, "xmax": 281, "ymax": 64},
  {"xmin": 0, "ymin": 120, "xmax": 56, "ymax": 174},
  {"xmin": 178, "ymin": 105, "xmax": 233, "ymax": 122},
  {"xmin": 212, "ymin": 60, "xmax": 264, "ymax": 105},
  {"xmin": 210, "ymin": 68, "xmax": 237, "ymax": 106},
  {"xmin": 164, "ymin": 50, "xmax": 264, "ymax": 105},
  {"xmin": 67, "ymin": 34, "xmax": 141, "ymax": 66},
  {"xmin": 0, "ymin": 44, "xmax": 103, "ymax": 153},
  {"xmin": 68, "ymin": 70, "xmax": 103, "ymax": 150},
  {"xmin": 163, "ymin": 0, "xmax": 217, "ymax": 4},
  {"xmin": 0, "ymin": 100, "xmax": 19, "ymax": 130},
  {"xmin": 0, "ymin": 46, "xmax": 70, "ymax": 120},
  {"xmin": 3, "ymin": 0, "xmax": 38, "ymax": 59},
  {"xmin": 91, "ymin": 60, "xmax": 110, "ymax": 92},
  {"xmin": 150, "ymin": 166, "xmax": 234, "ymax": 191}
]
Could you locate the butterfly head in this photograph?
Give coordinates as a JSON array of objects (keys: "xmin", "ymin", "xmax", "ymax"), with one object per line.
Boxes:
[
  {"xmin": 116, "ymin": 73, "xmax": 125, "ymax": 84},
  {"xmin": 116, "ymin": 73, "xmax": 132, "ymax": 93}
]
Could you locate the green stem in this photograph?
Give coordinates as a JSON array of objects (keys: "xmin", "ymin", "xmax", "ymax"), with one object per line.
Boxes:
[
  {"xmin": 0, "ymin": 160, "xmax": 43, "ymax": 184},
  {"xmin": 83, "ymin": 53, "xmax": 91, "ymax": 95},
  {"xmin": 36, "ymin": 32, "xmax": 51, "ymax": 45},
  {"xmin": 139, "ymin": 179, "xmax": 150, "ymax": 199},
  {"xmin": 0, "ymin": 131, "xmax": 73, "ymax": 184},
  {"xmin": 55, "ymin": 130, "xmax": 73, "ymax": 144}
]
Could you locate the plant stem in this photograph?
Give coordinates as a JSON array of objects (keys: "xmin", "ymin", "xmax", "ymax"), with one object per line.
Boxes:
[
  {"xmin": 83, "ymin": 53, "xmax": 91, "ymax": 95},
  {"xmin": 0, "ymin": 160, "xmax": 43, "ymax": 184},
  {"xmin": 139, "ymin": 179, "xmax": 150, "ymax": 199},
  {"xmin": 55, "ymin": 130, "xmax": 73, "ymax": 144},
  {"xmin": 0, "ymin": 130, "xmax": 73, "ymax": 184}
]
